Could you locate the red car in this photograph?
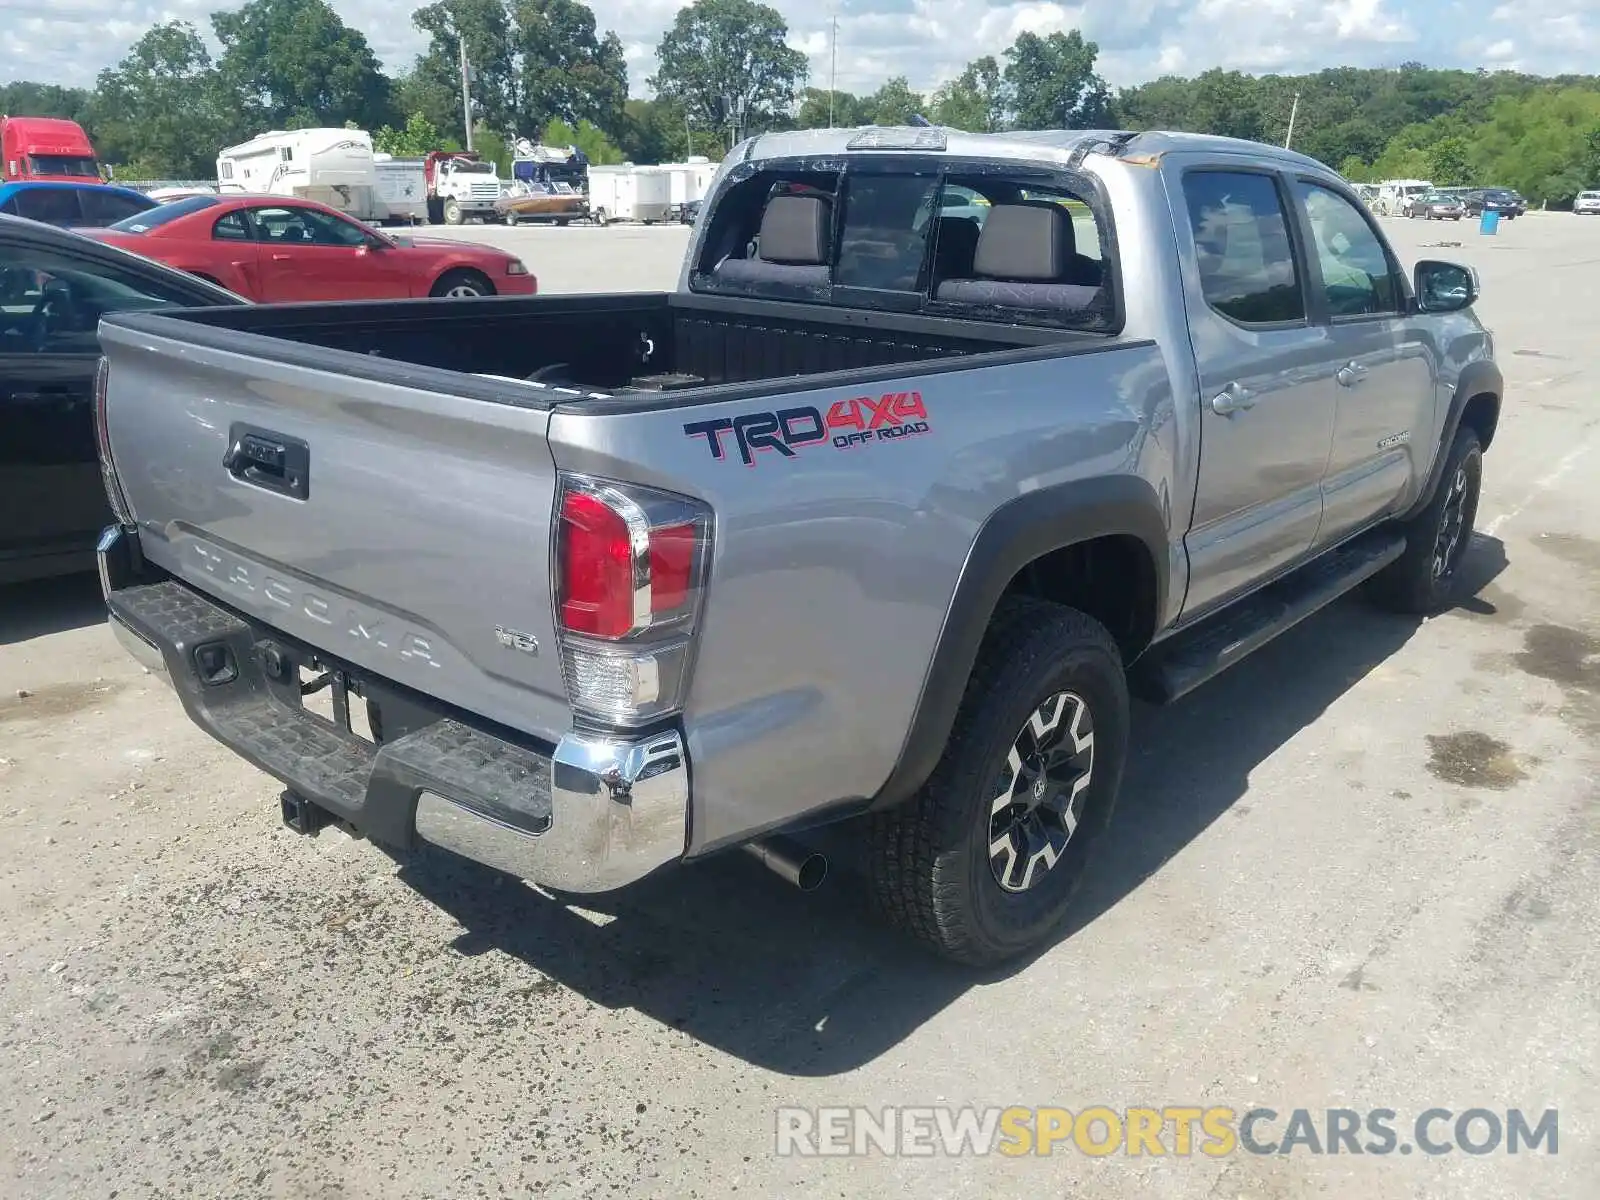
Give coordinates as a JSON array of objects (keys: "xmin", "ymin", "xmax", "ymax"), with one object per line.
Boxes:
[{"xmin": 84, "ymin": 193, "xmax": 536, "ymax": 303}]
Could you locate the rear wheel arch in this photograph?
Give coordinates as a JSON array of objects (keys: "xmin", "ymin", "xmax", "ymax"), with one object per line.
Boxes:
[{"xmin": 868, "ymin": 475, "xmax": 1169, "ymax": 812}]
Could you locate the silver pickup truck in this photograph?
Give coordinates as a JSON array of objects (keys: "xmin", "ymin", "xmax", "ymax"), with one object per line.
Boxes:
[{"xmin": 94, "ymin": 127, "xmax": 1501, "ymax": 966}]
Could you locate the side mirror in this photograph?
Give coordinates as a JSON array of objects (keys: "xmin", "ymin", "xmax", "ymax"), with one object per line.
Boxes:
[
  {"xmin": 1414, "ymin": 259, "xmax": 1478, "ymax": 313},
  {"xmin": 362, "ymin": 234, "xmax": 388, "ymax": 252}
]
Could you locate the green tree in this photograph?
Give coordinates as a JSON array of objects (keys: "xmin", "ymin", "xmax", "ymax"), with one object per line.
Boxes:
[
  {"xmin": 411, "ymin": 0, "xmax": 626, "ymax": 142},
  {"xmin": 89, "ymin": 21, "xmax": 231, "ymax": 178},
  {"xmin": 1470, "ymin": 87, "xmax": 1600, "ymax": 202},
  {"xmin": 213, "ymin": 0, "xmax": 394, "ymax": 132},
  {"xmin": 513, "ymin": 0, "xmax": 628, "ymax": 133},
  {"xmin": 1338, "ymin": 155, "xmax": 1372, "ymax": 182},
  {"xmin": 543, "ymin": 117, "xmax": 624, "ymax": 163},
  {"xmin": 650, "ymin": 0, "xmax": 808, "ymax": 145},
  {"xmin": 930, "ymin": 56, "xmax": 1005, "ymax": 131},
  {"xmin": 863, "ymin": 77, "xmax": 925, "ymax": 126},
  {"xmin": 374, "ymin": 111, "xmax": 451, "ymax": 156},
  {"xmin": 411, "ymin": 0, "xmax": 517, "ymax": 139},
  {"xmin": 1189, "ymin": 69, "xmax": 1265, "ymax": 142},
  {"xmin": 1427, "ymin": 135, "xmax": 1475, "ymax": 185},
  {"xmin": 1002, "ymin": 30, "xmax": 1110, "ymax": 130},
  {"xmin": 794, "ymin": 88, "xmax": 869, "ymax": 129},
  {"xmin": 0, "ymin": 82, "xmax": 94, "ymax": 127}
]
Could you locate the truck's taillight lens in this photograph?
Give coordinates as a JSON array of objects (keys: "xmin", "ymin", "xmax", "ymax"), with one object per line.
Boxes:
[
  {"xmin": 554, "ymin": 475, "xmax": 712, "ymax": 726},
  {"xmin": 94, "ymin": 355, "xmax": 132, "ymax": 523}
]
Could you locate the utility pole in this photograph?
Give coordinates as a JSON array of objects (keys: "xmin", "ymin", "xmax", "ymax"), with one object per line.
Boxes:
[
  {"xmin": 459, "ymin": 36, "xmax": 474, "ymax": 152},
  {"xmin": 829, "ymin": 13, "xmax": 838, "ymax": 128},
  {"xmin": 1284, "ymin": 91, "xmax": 1300, "ymax": 150}
]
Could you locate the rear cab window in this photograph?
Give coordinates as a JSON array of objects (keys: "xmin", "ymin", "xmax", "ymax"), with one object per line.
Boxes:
[
  {"xmin": 689, "ymin": 154, "xmax": 1119, "ymax": 332},
  {"xmin": 1181, "ymin": 171, "xmax": 1305, "ymax": 325}
]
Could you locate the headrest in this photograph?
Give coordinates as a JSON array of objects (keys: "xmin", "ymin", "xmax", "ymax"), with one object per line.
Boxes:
[
  {"xmin": 758, "ymin": 194, "xmax": 830, "ymax": 265},
  {"xmin": 973, "ymin": 203, "xmax": 1078, "ymax": 282}
]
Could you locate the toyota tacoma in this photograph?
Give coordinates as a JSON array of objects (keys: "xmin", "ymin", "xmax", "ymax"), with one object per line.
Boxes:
[{"xmin": 92, "ymin": 127, "xmax": 1501, "ymax": 966}]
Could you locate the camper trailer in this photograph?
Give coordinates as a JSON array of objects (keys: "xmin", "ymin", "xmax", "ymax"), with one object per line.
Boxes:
[
  {"xmin": 657, "ymin": 156, "xmax": 718, "ymax": 221},
  {"xmin": 216, "ymin": 128, "xmax": 379, "ymax": 219},
  {"xmin": 372, "ymin": 153, "xmax": 428, "ymax": 224},
  {"xmin": 586, "ymin": 164, "xmax": 671, "ymax": 225}
]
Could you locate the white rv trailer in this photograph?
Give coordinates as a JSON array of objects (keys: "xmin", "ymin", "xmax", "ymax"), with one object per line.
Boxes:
[
  {"xmin": 585, "ymin": 164, "xmax": 671, "ymax": 224},
  {"xmin": 216, "ymin": 128, "xmax": 380, "ymax": 220}
]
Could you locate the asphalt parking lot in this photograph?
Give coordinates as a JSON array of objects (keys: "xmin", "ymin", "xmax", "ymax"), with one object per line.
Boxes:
[{"xmin": 2, "ymin": 213, "xmax": 1598, "ymax": 1199}]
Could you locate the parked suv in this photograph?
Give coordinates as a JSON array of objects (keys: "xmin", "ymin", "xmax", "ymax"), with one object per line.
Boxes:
[
  {"xmin": 1574, "ymin": 190, "xmax": 1600, "ymax": 215},
  {"xmin": 1464, "ymin": 188, "xmax": 1526, "ymax": 219}
]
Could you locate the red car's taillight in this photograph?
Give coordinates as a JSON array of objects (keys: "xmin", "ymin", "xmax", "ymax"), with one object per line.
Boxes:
[
  {"xmin": 94, "ymin": 355, "xmax": 133, "ymax": 524},
  {"xmin": 554, "ymin": 475, "xmax": 712, "ymax": 726}
]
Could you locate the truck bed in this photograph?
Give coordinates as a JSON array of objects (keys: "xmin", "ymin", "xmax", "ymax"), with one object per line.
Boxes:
[{"xmin": 135, "ymin": 291, "xmax": 1099, "ymax": 410}]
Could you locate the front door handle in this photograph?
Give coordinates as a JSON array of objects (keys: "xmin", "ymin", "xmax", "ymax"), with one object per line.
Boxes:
[
  {"xmin": 1336, "ymin": 361, "xmax": 1369, "ymax": 387},
  {"xmin": 1210, "ymin": 382, "xmax": 1256, "ymax": 416},
  {"xmin": 271, "ymin": 253, "xmax": 293, "ymax": 261}
]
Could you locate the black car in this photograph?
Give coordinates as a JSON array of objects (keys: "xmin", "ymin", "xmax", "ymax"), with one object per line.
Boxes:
[
  {"xmin": 1464, "ymin": 188, "xmax": 1526, "ymax": 219},
  {"xmin": 1, "ymin": 214, "xmax": 245, "ymax": 585}
]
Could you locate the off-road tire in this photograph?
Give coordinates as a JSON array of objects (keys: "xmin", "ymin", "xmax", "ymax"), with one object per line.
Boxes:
[
  {"xmin": 866, "ymin": 596, "xmax": 1129, "ymax": 967},
  {"xmin": 1368, "ymin": 425, "xmax": 1484, "ymax": 615}
]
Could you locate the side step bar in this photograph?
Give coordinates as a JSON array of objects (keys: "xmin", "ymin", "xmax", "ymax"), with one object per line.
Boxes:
[{"xmin": 1131, "ymin": 529, "xmax": 1407, "ymax": 705}]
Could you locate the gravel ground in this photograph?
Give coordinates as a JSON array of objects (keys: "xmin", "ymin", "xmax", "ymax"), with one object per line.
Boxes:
[{"xmin": 2, "ymin": 212, "xmax": 1598, "ymax": 1199}]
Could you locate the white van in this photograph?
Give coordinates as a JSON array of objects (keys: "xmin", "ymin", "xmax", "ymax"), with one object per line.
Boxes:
[{"xmin": 1375, "ymin": 179, "xmax": 1433, "ymax": 217}]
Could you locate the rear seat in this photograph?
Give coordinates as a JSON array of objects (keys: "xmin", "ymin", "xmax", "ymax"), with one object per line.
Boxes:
[
  {"xmin": 935, "ymin": 202, "xmax": 1101, "ymax": 311},
  {"xmin": 713, "ymin": 194, "xmax": 831, "ymax": 288}
]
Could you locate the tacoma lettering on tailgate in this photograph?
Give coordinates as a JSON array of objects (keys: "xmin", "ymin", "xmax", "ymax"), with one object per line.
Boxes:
[{"xmin": 190, "ymin": 541, "xmax": 441, "ymax": 669}]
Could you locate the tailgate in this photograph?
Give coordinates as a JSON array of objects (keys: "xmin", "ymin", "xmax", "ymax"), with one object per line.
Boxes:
[{"xmin": 97, "ymin": 317, "xmax": 572, "ymax": 743}]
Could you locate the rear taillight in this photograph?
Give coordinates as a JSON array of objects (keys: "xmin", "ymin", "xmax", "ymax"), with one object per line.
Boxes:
[
  {"xmin": 94, "ymin": 355, "xmax": 132, "ymax": 523},
  {"xmin": 554, "ymin": 475, "xmax": 712, "ymax": 726}
]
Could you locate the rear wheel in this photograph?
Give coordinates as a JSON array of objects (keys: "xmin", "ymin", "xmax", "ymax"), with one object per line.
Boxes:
[
  {"xmin": 866, "ymin": 597, "xmax": 1129, "ymax": 967},
  {"xmin": 594, "ymin": 208, "xmax": 610, "ymax": 226},
  {"xmin": 430, "ymin": 268, "xmax": 494, "ymax": 298}
]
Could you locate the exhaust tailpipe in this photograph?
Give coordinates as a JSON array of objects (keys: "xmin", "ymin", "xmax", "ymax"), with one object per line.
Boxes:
[{"xmin": 742, "ymin": 835, "xmax": 828, "ymax": 891}]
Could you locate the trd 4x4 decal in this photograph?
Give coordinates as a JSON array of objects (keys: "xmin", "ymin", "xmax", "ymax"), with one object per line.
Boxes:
[{"xmin": 684, "ymin": 391, "xmax": 930, "ymax": 466}]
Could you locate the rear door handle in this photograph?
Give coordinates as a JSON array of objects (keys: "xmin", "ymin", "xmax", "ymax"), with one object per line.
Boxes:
[
  {"xmin": 1210, "ymin": 382, "xmax": 1256, "ymax": 416},
  {"xmin": 1336, "ymin": 361, "xmax": 1369, "ymax": 387},
  {"xmin": 271, "ymin": 253, "xmax": 292, "ymax": 261}
]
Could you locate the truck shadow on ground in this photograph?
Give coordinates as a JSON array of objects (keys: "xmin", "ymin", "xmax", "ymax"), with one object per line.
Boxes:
[
  {"xmin": 396, "ymin": 535, "xmax": 1509, "ymax": 1078},
  {"xmin": 0, "ymin": 571, "xmax": 107, "ymax": 645}
]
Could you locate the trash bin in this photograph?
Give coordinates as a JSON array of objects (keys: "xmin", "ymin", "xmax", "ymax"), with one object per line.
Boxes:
[{"xmin": 1480, "ymin": 209, "xmax": 1500, "ymax": 235}]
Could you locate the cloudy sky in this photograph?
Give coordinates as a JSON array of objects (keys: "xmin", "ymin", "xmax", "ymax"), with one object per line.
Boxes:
[{"xmin": 4, "ymin": 0, "xmax": 1598, "ymax": 99}]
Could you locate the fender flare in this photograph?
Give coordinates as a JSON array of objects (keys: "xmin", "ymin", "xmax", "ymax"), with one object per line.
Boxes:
[
  {"xmin": 1401, "ymin": 359, "xmax": 1503, "ymax": 522},
  {"xmin": 867, "ymin": 474, "xmax": 1171, "ymax": 811}
]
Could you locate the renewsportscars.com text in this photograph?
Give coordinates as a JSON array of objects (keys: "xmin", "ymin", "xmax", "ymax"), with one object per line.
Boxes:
[{"xmin": 774, "ymin": 1105, "xmax": 1559, "ymax": 1158}]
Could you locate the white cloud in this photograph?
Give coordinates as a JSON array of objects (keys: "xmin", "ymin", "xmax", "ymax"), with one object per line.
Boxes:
[{"xmin": 1, "ymin": 0, "xmax": 1597, "ymax": 121}]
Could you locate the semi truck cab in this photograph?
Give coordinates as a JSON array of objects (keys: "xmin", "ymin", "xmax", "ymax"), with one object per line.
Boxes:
[{"xmin": 1, "ymin": 116, "xmax": 102, "ymax": 183}]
